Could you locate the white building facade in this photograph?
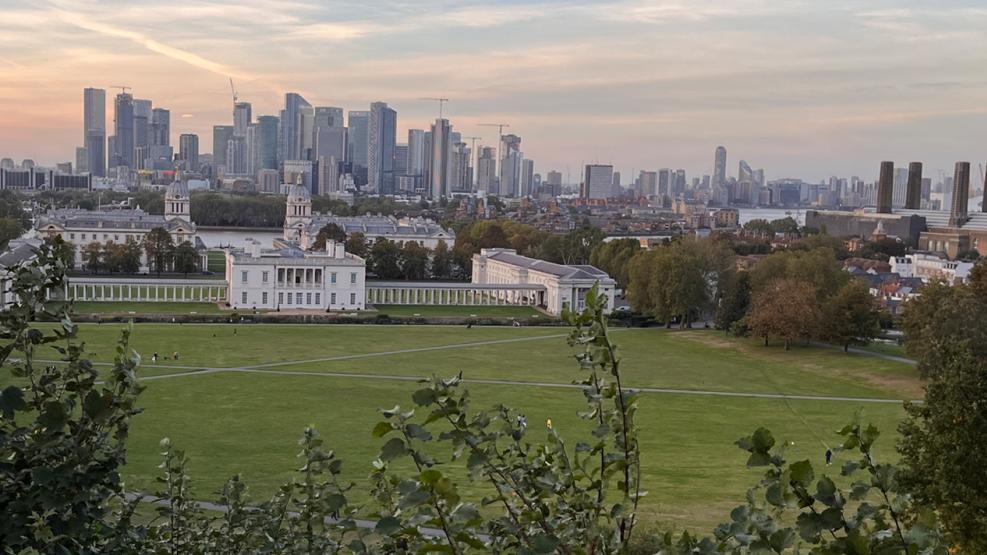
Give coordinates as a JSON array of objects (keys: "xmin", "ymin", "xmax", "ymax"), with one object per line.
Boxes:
[
  {"xmin": 471, "ymin": 248, "xmax": 616, "ymax": 315},
  {"xmin": 225, "ymin": 239, "xmax": 366, "ymax": 311},
  {"xmin": 889, "ymin": 253, "xmax": 973, "ymax": 285}
]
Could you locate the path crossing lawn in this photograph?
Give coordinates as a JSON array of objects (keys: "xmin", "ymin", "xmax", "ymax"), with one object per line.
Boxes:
[
  {"xmin": 5, "ymin": 323, "xmax": 922, "ymax": 531},
  {"xmin": 372, "ymin": 304, "xmax": 546, "ymax": 318}
]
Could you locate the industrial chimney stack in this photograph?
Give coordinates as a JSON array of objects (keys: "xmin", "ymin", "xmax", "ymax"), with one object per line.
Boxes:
[
  {"xmin": 949, "ymin": 161, "xmax": 970, "ymax": 227},
  {"xmin": 904, "ymin": 162, "xmax": 922, "ymax": 210},
  {"xmin": 876, "ymin": 161, "xmax": 894, "ymax": 214}
]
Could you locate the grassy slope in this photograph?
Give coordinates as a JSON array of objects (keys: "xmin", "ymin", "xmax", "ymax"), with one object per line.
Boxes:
[{"xmin": 4, "ymin": 323, "xmax": 921, "ymax": 530}]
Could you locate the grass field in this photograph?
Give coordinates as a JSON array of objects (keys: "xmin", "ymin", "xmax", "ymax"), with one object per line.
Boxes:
[
  {"xmin": 71, "ymin": 302, "xmax": 228, "ymax": 315},
  {"xmin": 373, "ymin": 304, "xmax": 546, "ymax": 318},
  {"xmin": 206, "ymin": 251, "xmax": 226, "ymax": 273},
  {"xmin": 3, "ymin": 323, "xmax": 923, "ymax": 531}
]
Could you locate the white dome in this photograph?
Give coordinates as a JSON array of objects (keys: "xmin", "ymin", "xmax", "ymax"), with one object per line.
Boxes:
[
  {"xmin": 287, "ymin": 182, "xmax": 311, "ymax": 203},
  {"xmin": 165, "ymin": 181, "xmax": 189, "ymax": 200}
]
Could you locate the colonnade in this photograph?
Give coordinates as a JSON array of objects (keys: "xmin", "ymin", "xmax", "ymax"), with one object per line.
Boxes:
[
  {"xmin": 365, "ymin": 284, "xmax": 544, "ymax": 307},
  {"xmin": 65, "ymin": 279, "xmax": 227, "ymax": 302}
]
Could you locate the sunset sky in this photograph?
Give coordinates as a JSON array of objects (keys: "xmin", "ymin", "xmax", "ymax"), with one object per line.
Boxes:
[{"xmin": 1, "ymin": 0, "xmax": 986, "ymax": 182}]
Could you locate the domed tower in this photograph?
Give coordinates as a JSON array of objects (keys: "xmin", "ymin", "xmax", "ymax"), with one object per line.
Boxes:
[
  {"xmin": 164, "ymin": 181, "xmax": 190, "ymax": 221},
  {"xmin": 284, "ymin": 175, "xmax": 312, "ymax": 241}
]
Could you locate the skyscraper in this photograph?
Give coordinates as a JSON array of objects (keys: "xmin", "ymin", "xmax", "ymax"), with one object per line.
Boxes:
[
  {"xmin": 178, "ymin": 134, "xmax": 199, "ymax": 171},
  {"xmin": 82, "ymin": 88, "xmax": 106, "ymax": 176},
  {"xmin": 280, "ymin": 93, "xmax": 312, "ymax": 162},
  {"xmin": 521, "ymin": 159, "xmax": 535, "ymax": 197},
  {"xmin": 583, "ymin": 165, "xmax": 614, "ymax": 200},
  {"xmin": 428, "ymin": 118, "xmax": 454, "ymax": 199},
  {"xmin": 499, "ymin": 134, "xmax": 522, "ymax": 197},
  {"xmin": 407, "ymin": 129, "xmax": 426, "ymax": 176},
  {"xmin": 212, "ymin": 125, "xmax": 234, "ymax": 174},
  {"xmin": 132, "ymin": 99, "xmax": 152, "ymax": 168},
  {"xmin": 147, "ymin": 108, "xmax": 172, "ymax": 170},
  {"xmin": 476, "ymin": 146, "xmax": 497, "ymax": 195},
  {"xmin": 347, "ymin": 110, "xmax": 370, "ymax": 186},
  {"xmin": 713, "ymin": 146, "xmax": 727, "ymax": 187},
  {"xmin": 250, "ymin": 115, "xmax": 278, "ymax": 173},
  {"xmin": 112, "ymin": 92, "xmax": 134, "ymax": 169},
  {"xmin": 314, "ymin": 106, "xmax": 344, "ymax": 128},
  {"xmin": 233, "ymin": 102, "xmax": 252, "ymax": 137},
  {"xmin": 368, "ymin": 101, "xmax": 397, "ymax": 194}
]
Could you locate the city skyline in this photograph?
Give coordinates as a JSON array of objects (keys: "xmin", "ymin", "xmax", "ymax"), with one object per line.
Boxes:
[{"xmin": 2, "ymin": 0, "xmax": 987, "ymax": 181}]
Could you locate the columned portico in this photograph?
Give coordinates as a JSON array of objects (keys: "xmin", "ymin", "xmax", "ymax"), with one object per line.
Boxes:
[{"xmin": 65, "ymin": 278, "xmax": 228, "ymax": 303}]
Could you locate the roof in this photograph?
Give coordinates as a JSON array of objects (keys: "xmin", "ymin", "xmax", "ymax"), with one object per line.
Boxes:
[
  {"xmin": 287, "ymin": 183, "xmax": 311, "ymax": 202},
  {"xmin": 0, "ymin": 241, "xmax": 38, "ymax": 268},
  {"xmin": 35, "ymin": 208, "xmax": 195, "ymax": 232},
  {"xmin": 892, "ymin": 209, "xmax": 987, "ymax": 232},
  {"xmin": 481, "ymin": 249, "xmax": 615, "ymax": 282},
  {"xmin": 230, "ymin": 245, "xmax": 364, "ymax": 267},
  {"xmin": 306, "ymin": 214, "xmax": 453, "ymax": 240},
  {"xmin": 165, "ymin": 181, "xmax": 189, "ymax": 198}
]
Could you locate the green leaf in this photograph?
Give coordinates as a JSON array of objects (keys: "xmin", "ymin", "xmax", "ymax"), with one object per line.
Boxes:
[
  {"xmin": 406, "ymin": 423, "xmax": 432, "ymax": 441},
  {"xmin": 372, "ymin": 421, "xmax": 394, "ymax": 438},
  {"xmin": 412, "ymin": 388, "xmax": 436, "ymax": 406},
  {"xmin": 379, "ymin": 437, "xmax": 407, "ymax": 461},
  {"xmin": 420, "ymin": 469, "xmax": 442, "ymax": 485},
  {"xmin": 751, "ymin": 428, "xmax": 775, "ymax": 452},
  {"xmin": 375, "ymin": 516, "xmax": 402, "ymax": 535},
  {"xmin": 790, "ymin": 460, "xmax": 814, "ymax": 486},
  {"xmin": 0, "ymin": 385, "xmax": 25, "ymax": 418},
  {"xmin": 531, "ymin": 534, "xmax": 560, "ymax": 554}
]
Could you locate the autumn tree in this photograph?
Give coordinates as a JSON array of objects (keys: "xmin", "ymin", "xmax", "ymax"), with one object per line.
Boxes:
[
  {"xmin": 398, "ymin": 241, "xmax": 430, "ymax": 280},
  {"xmin": 311, "ymin": 223, "xmax": 347, "ymax": 251},
  {"xmin": 83, "ymin": 241, "xmax": 103, "ymax": 274},
  {"xmin": 43, "ymin": 235, "xmax": 75, "ymax": 269},
  {"xmin": 747, "ymin": 278, "xmax": 821, "ymax": 349},
  {"xmin": 715, "ymin": 271, "xmax": 751, "ymax": 333},
  {"xmin": 143, "ymin": 227, "xmax": 175, "ymax": 277},
  {"xmin": 368, "ymin": 237, "xmax": 402, "ymax": 279},
  {"xmin": 344, "ymin": 231, "xmax": 368, "ymax": 258},
  {"xmin": 430, "ymin": 239, "xmax": 453, "ymax": 279},
  {"xmin": 818, "ymin": 279, "xmax": 881, "ymax": 351},
  {"xmin": 750, "ymin": 247, "xmax": 848, "ymax": 300},
  {"xmin": 589, "ymin": 238, "xmax": 640, "ymax": 288}
]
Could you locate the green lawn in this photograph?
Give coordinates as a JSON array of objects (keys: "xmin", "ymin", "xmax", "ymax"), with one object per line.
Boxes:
[
  {"xmin": 71, "ymin": 302, "xmax": 228, "ymax": 315},
  {"xmin": 206, "ymin": 250, "xmax": 226, "ymax": 273},
  {"xmin": 3, "ymin": 323, "xmax": 923, "ymax": 531},
  {"xmin": 372, "ymin": 304, "xmax": 547, "ymax": 318}
]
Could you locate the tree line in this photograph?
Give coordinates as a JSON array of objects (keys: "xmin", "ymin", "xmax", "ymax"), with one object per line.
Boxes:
[{"xmin": 46, "ymin": 227, "xmax": 200, "ymax": 277}]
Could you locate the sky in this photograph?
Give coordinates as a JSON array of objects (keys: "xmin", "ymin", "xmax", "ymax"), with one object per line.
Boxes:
[{"xmin": 1, "ymin": 0, "xmax": 986, "ymax": 184}]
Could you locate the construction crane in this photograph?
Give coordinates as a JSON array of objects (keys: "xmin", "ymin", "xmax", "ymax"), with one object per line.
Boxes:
[
  {"xmin": 229, "ymin": 77, "xmax": 238, "ymax": 104},
  {"xmin": 110, "ymin": 85, "xmax": 132, "ymax": 94},
  {"xmin": 478, "ymin": 123, "xmax": 510, "ymax": 177},
  {"xmin": 420, "ymin": 97, "xmax": 449, "ymax": 119}
]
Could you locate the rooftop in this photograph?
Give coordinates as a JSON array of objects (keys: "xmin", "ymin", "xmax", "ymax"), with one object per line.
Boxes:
[
  {"xmin": 307, "ymin": 214, "xmax": 453, "ymax": 239},
  {"xmin": 36, "ymin": 208, "xmax": 194, "ymax": 231},
  {"xmin": 479, "ymin": 248, "xmax": 615, "ymax": 282}
]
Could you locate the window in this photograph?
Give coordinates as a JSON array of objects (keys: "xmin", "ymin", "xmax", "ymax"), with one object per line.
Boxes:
[
  {"xmin": 315, "ymin": 293, "xmax": 320, "ymax": 304},
  {"xmin": 262, "ymin": 292, "xmax": 268, "ymax": 304},
  {"xmin": 350, "ymin": 272, "xmax": 357, "ymax": 284},
  {"xmin": 330, "ymin": 272, "xmax": 337, "ymax": 284},
  {"xmin": 330, "ymin": 293, "xmax": 336, "ymax": 304},
  {"xmin": 350, "ymin": 293, "xmax": 356, "ymax": 304},
  {"xmin": 81, "ymin": 233, "xmax": 86, "ymax": 240},
  {"xmin": 103, "ymin": 234, "xmax": 108, "ymax": 240},
  {"xmin": 287, "ymin": 293, "xmax": 293, "ymax": 305},
  {"xmin": 70, "ymin": 233, "xmax": 75, "ymax": 240},
  {"xmin": 241, "ymin": 271, "xmax": 248, "ymax": 284},
  {"xmin": 306, "ymin": 293, "xmax": 312, "ymax": 305},
  {"xmin": 114, "ymin": 235, "xmax": 119, "ymax": 241},
  {"xmin": 241, "ymin": 292, "xmax": 247, "ymax": 304},
  {"xmin": 262, "ymin": 271, "xmax": 269, "ymax": 283},
  {"xmin": 294, "ymin": 292, "xmax": 302, "ymax": 305},
  {"xmin": 278, "ymin": 292, "xmax": 284, "ymax": 305}
]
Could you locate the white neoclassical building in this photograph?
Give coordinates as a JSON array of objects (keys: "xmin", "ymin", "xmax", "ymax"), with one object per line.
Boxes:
[
  {"xmin": 471, "ymin": 248, "xmax": 616, "ymax": 315},
  {"xmin": 35, "ymin": 181, "xmax": 197, "ymax": 271},
  {"xmin": 282, "ymin": 181, "xmax": 454, "ymax": 249},
  {"xmin": 225, "ymin": 238, "xmax": 366, "ymax": 311}
]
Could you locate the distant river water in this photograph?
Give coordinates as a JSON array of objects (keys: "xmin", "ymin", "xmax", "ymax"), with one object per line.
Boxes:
[{"xmin": 192, "ymin": 210, "xmax": 805, "ymax": 249}]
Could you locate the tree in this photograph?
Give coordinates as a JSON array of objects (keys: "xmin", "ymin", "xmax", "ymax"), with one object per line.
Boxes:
[
  {"xmin": 368, "ymin": 237, "xmax": 401, "ymax": 279},
  {"xmin": 769, "ymin": 216, "xmax": 800, "ymax": 235},
  {"xmin": 43, "ymin": 235, "xmax": 75, "ymax": 269},
  {"xmin": 899, "ymin": 281, "xmax": 987, "ymax": 377},
  {"xmin": 0, "ymin": 217, "xmax": 24, "ymax": 250},
  {"xmin": 311, "ymin": 223, "xmax": 347, "ymax": 251},
  {"xmin": 747, "ymin": 278, "xmax": 821, "ymax": 349},
  {"xmin": 857, "ymin": 237, "xmax": 906, "ymax": 260},
  {"xmin": 715, "ymin": 271, "xmax": 751, "ymax": 332},
  {"xmin": 750, "ymin": 247, "xmax": 848, "ymax": 300},
  {"xmin": 83, "ymin": 241, "xmax": 104, "ymax": 274},
  {"xmin": 398, "ymin": 241, "xmax": 430, "ymax": 280},
  {"xmin": 344, "ymin": 231, "xmax": 368, "ymax": 259},
  {"xmin": 144, "ymin": 227, "xmax": 175, "ymax": 276},
  {"xmin": 101, "ymin": 241, "xmax": 123, "ymax": 273},
  {"xmin": 560, "ymin": 226, "xmax": 604, "ymax": 265},
  {"xmin": 430, "ymin": 239, "xmax": 453, "ymax": 279},
  {"xmin": 173, "ymin": 241, "xmax": 199, "ymax": 277},
  {"xmin": 818, "ymin": 279, "xmax": 881, "ymax": 351},
  {"xmin": 121, "ymin": 238, "xmax": 142, "ymax": 274},
  {"xmin": 969, "ymin": 259, "xmax": 987, "ymax": 298},
  {"xmin": 742, "ymin": 218, "xmax": 773, "ymax": 235},
  {"xmin": 589, "ymin": 238, "xmax": 640, "ymax": 288}
]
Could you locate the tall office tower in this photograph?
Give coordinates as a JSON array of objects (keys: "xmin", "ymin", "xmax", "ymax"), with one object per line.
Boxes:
[
  {"xmin": 133, "ymin": 99, "xmax": 152, "ymax": 164},
  {"xmin": 279, "ymin": 93, "xmax": 312, "ymax": 162},
  {"xmin": 892, "ymin": 167, "xmax": 908, "ymax": 208},
  {"xmin": 347, "ymin": 110, "xmax": 370, "ymax": 186},
  {"xmin": 212, "ymin": 125, "xmax": 234, "ymax": 173},
  {"xmin": 233, "ymin": 102, "xmax": 252, "ymax": 137},
  {"xmin": 905, "ymin": 162, "xmax": 923, "ymax": 209},
  {"xmin": 151, "ymin": 108, "xmax": 170, "ymax": 147},
  {"xmin": 544, "ymin": 170, "xmax": 562, "ymax": 196},
  {"xmin": 112, "ymin": 92, "xmax": 135, "ymax": 169},
  {"xmin": 950, "ymin": 162, "xmax": 971, "ymax": 226},
  {"xmin": 521, "ymin": 159, "xmax": 535, "ymax": 197},
  {"xmin": 476, "ymin": 146, "xmax": 497, "ymax": 195},
  {"xmin": 612, "ymin": 171, "xmax": 622, "ymax": 195},
  {"xmin": 82, "ymin": 87, "xmax": 106, "ymax": 176},
  {"xmin": 367, "ymin": 101, "xmax": 397, "ymax": 194},
  {"xmin": 983, "ymin": 169, "xmax": 987, "ymax": 213},
  {"xmin": 713, "ymin": 145, "xmax": 727, "ymax": 187},
  {"xmin": 639, "ymin": 171, "xmax": 658, "ymax": 197},
  {"xmin": 245, "ymin": 125, "xmax": 259, "ymax": 175},
  {"xmin": 178, "ymin": 134, "xmax": 199, "ymax": 171},
  {"xmin": 753, "ymin": 169, "xmax": 765, "ymax": 188},
  {"xmin": 226, "ymin": 136, "xmax": 248, "ymax": 175},
  {"xmin": 0, "ymin": 159, "xmax": 13, "ymax": 170},
  {"xmin": 317, "ymin": 155, "xmax": 342, "ymax": 195},
  {"xmin": 674, "ymin": 169, "xmax": 686, "ymax": 195},
  {"xmin": 738, "ymin": 160, "xmax": 754, "ymax": 183},
  {"xmin": 450, "ymin": 141, "xmax": 471, "ymax": 192},
  {"xmin": 427, "ymin": 118, "xmax": 454, "ymax": 199},
  {"xmin": 657, "ymin": 168, "xmax": 672, "ymax": 197},
  {"xmin": 75, "ymin": 147, "xmax": 88, "ymax": 173},
  {"xmin": 314, "ymin": 107, "xmax": 344, "ymax": 128},
  {"xmin": 393, "ymin": 144, "xmax": 409, "ymax": 175},
  {"xmin": 407, "ymin": 129, "xmax": 426, "ymax": 176},
  {"xmin": 499, "ymin": 134, "xmax": 522, "ymax": 197},
  {"xmin": 583, "ymin": 165, "xmax": 614, "ymax": 200},
  {"xmin": 876, "ymin": 161, "xmax": 894, "ymax": 214},
  {"xmin": 253, "ymin": 116, "xmax": 280, "ymax": 171},
  {"xmin": 315, "ymin": 126, "xmax": 347, "ymax": 161}
]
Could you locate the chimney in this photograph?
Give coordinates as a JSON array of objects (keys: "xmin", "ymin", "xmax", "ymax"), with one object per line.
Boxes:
[
  {"xmin": 246, "ymin": 238, "xmax": 261, "ymax": 258},
  {"xmin": 335, "ymin": 242, "xmax": 345, "ymax": 259},
  {"xmin": 949, "ymin": 161, "xmax": 970, "ymax": 227},
  {"xmin": 904, "ymin": 162, "xmax": 922, "ymax": 210},
  {"xmin": 876, "ymin": 161, "xmax": 894, "ymax": 214},
  {"xmin": 325, "ymin": 239, "xmax": 336, "ymax": 257}
]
